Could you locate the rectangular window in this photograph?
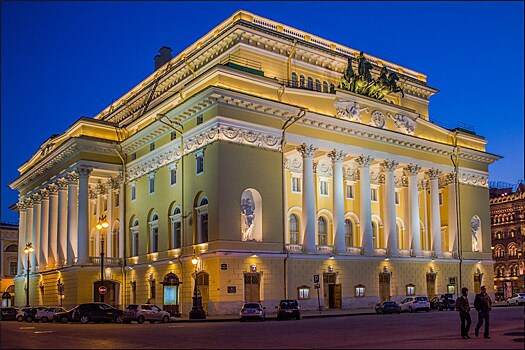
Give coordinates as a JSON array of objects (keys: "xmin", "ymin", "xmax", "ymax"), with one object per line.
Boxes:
[
  {"xmin": 150, "ymin": 142, "xmax": 155, "ymax": 152},
  {"xmin": 196, "ymin": 154, "xmax": 204, "ymax": 175},
  {"xmin": 406, "ymin": 284, "xmax": 415, "ymax": 296},
  {"xmin": 395, "ymin": 191, "xmax": 400, "ymax": 205},
  {"xmin": 10, "ymin": 261, "xmax": 17, "ymax": 275},
  {"xmin": 197, "ymin": 115, "xmax": 203, "ymax": 125},
  {"xmin": 298, "ymin": 286, "xmax": 310, "ymax": 300},
  {"xmin": 114, "ymin": 192, "xmax": 119, "ymax": 207},
  {"xmin": 149, "ymin": 176, "xmax": 155, "ymax": 194},
  {"xmin": 131, "ymin": 152, "xmax": 137, "ymax": 161},
  {"xmin": 171, "ymin": 131, "xmax": 177, "ymax": 141},
  {"xmin": 355, "ymin": 285, "xmax": 365, "ymax": 297},
  {"xmin": 150, "ymin": 280, "xmax": 156, "ymax": 299},
  {"xmin": 152, "ymin": 227, "xmax": 159, "ymax": 252},
  {"xmin": 320, "ymin": 180, "xmax": 329, "ymax": 196},
  {"xmin": 170, "ymin": 168, "xmax": 177, "ymax": 186},
  {"xmin": 131, "ymin": 184, "xmax": 136, "ymax": 201},
  {"xmin": 371, "ymin": 188, "xmax": 378, "ymax": 202},
  {"xmin": 438, "ymin": 192, "xmax": 443, "ymax": 206},
  {"xmin": 103, "ymin": 197, "xmax": 108, "ymax": 211},
  {"xmin": 291, "ymin": 177, "xmax": 301, "ymax": 193},
  {"xmin": 346, "ymin": 184, "xmax": 354, "ymax": 199}
]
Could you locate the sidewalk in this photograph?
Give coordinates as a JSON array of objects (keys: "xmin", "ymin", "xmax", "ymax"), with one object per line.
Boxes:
[{"xmin": 174, "ymin": 307, "xmax": 377, "ymax": 322}]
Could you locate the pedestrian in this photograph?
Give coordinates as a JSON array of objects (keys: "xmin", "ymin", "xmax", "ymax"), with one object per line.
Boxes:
[
  {"xmin": 456, "ymin": 287, "xmax": 471, "ymax": 339},
  {"xmin": 474, "ymin": 285, "xmax": 492, "ymax": 339}
]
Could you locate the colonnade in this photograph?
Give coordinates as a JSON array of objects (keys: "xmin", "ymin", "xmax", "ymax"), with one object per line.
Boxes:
[
  {"xmin": 296, "ymin": 143, "xmax": 449, "ymax": 257},
  {"xmin": 16, "ymin": 167, "xmax": 125, "ymax": 275}
]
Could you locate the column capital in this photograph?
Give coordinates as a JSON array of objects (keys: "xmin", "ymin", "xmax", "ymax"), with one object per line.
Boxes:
[
  {"xmin": 380, "ymin": 160, "xmax": 399, "ymax": 172},
  {"xmin": 40, "ymin": 188, "xmax": 50, "ymax": 199},
  {"xmin": 403, "ymin": 163, "xmax": 421, "ymax": 176},
  {"xmin": 328, "ymin": 149, "xmax": 347, "ymax": 163},
  {"xmin": 24, "ymin": 197, "xmax": 34, "ymax": 207},
  {"xmin": 440, "ymin": 172, "xmax": 455, "ymax": 187},
  {"xmin": 48, "ymin": 183, "xmax": 59, "ymax": 195},
  {"xmin": 89, "ymin": 187, "xmax": 98, "ymax": 201},
  {"xmin": 107, "ymin": 175, "xmax": 122, "ymax": 190},
  {"xmin": 17, "ymin": 201, "xmax": 27, "ymax": 211},
  {"xmin": 297, "ymin": 143, "xmax": 318, "ymax": 158},
  {"xmin": 31, "ymin": 193, "xmax": 42, "ymax": 204},
  {"xmin": 95, "ymin": 182, "xmax": 107, "ymax": 195},
  {"xmin": 77, "ymin": 166, "xmax": 93, "ymax": 178},
  {"xmin": 354, "ymin": 155, "xmax": 374, "ymax": 168},
  {"xmin": 426, "ymin": 168, "xmax": 441, "ymax": 180},
  {"xmin": 66, "ymin": 172, "xmax": 79, "ymax": 184},
  {"xmin": 57, "ymin": 177, "xmax": 69, "ymax": 190}
]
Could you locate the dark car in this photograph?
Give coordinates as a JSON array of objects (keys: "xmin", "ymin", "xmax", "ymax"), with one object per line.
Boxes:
[
  {"xmin": 276, "ymin": 299, "xmax": 301, "ymax": 320},
  {"xmin": 53, "ymin": 303, "xmax": 124, "ymax": 324},
  {"xmin": 375, "ymin": 301, "xmax": 401, "ymax": 314},
  {"xmin": 430, "ymin": 296, "xmax": 455, "ymax": 311},
  {"xmin": 0, "ymin": 307, "xmax": 19, "ymax": 321}
]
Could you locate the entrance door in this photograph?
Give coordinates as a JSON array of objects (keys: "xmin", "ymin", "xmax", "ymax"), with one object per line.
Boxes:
[
  {"xmin": 244, "ymin": 273, "xmax": 260, "ymax": 302},
  {"xmin": 426, "ymin": 273, "xmax": 436, "ymax": 299},
  {"xmin": 323, "ymin": 273, "xmax": 337, "ymax": 310},
  {"xmin": 378, "ymin": 273, "xmax": 391, "ymax": 302},
  {"xmin": 196, "ymin": 272, "xmax": 209, "ymax": 314}
]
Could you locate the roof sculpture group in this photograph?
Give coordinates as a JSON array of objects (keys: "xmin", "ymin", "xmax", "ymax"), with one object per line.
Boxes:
[{"xmin": 339, "ymin": 52, "xmax": 405, "ymax": 100}]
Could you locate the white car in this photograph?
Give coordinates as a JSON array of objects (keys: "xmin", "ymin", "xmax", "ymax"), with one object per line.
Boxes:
[
  {"xmin": 399, "ymin": 296, "xmax": 431, "ymax": 313},
  {"xmin": 123, "ymin": 304, "xmax": 171, "ymax": 324},
  {"xmin": 507, "ymin": 293, "xmax": 525, "ymax": 306},
  {"xmin": 35, "ymin": 307, "xmax": 67, "ymax": 322}
]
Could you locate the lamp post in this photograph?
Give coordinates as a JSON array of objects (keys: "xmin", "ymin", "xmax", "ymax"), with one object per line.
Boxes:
[
  {"xmin": 189, "ymin": 252, "xmax": 206, "ymax": 319},
  {"xmin": 24, "ymin": 242, "xmax": 34, "ymax": 307},
  {"xmin": 96, "ymin": 215, "xmax": 109, "ymax": 303}
]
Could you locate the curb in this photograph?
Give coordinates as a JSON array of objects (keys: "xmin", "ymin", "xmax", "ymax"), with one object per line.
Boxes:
[{"xmin": 173, "ymin": 311, "xmax": 376, "ymax": 323}]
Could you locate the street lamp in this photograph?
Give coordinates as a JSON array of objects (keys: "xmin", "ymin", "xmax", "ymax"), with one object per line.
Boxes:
[
  {"xmin": 189, "ymin": 251, "xmax": 206, "ymax": 319},
  {"xmin": 24, "ymin": 242, "xmax": 34, "ymax": 307},
  {"xmin": 96, "ymin": 215, "xmax": 109, "ymax": 303}
]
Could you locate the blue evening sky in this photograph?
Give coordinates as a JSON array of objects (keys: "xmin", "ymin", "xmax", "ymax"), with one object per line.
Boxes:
[{"xmin": 1, "ymin": 1, "xmax": 523, "ymax": 224}]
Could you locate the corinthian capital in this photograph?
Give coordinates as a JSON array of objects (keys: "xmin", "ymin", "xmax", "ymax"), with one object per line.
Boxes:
[
  {"xmin": 354, "ymin": 155, "xmax": 374, "ymax": 168},
  {"xmin": 403, "ymin": 164, "xmax": 421, "ymax": 176},
  {"xmin": 57, "ymin": 177, "xmax": 69, "ymax": 190},
  {"xmin": 380, "ymin": 160, "xmax": 399, "ymax": 172},
  {"xmin": 426, "ymin": 168, "xmax": 441, "ymax": 180},
  {"xmin": 297, "ymin": 143, "xmax": 318, "ymax": 158},
  {"xmin": 24, "ymin": 197, "xmax": 34, "ymax": 207},
  {"xmin": 77, "ymin": 166, "xmax": 93, "ymax": 178},
  {"xmin": 32, "ymin": 193, "xmax": 42, "ymax": 204},
  {"xmin": 328, "ymin": 149, "xmax": 347, "ymax": 163},
  {"xmin": 40, "ymin": 188, "xmax": 50, "ymax": 199},
  {"xmin": 66, "ymin": 172, "xmax": 79, "ymax": 184},
  {"xmin": 48, "ymin": 183, "xmax": 59, "ymax": 195},
  {"xmin": 17, "ymin": 201, "xmax": 27, "ymax": 211}
]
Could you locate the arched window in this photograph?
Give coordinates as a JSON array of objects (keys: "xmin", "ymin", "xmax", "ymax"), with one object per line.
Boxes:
[
  {"xmin": 322, "ymin": 81, "xmax": 328, "ymax": 93},
  {"xmin": 170, "ymin": 206, "xmax": 182, "ymax": 249},
  {"xmin": 196, "ymin": 197, "xmax": 209, "ymax": 244},
  {"xmin": 330, "ymin": 83, "xmax": 335, "ymax": 93},
  {"xmin": 289, "ymin": 214, "xmax": 299, "ymax": 244},
  {"xmin": 315, "ymin": 79, "xmax": 321, "ymax": 91},
  {"xmin": 291, "ymin": 72, "xmax": 298, "ymax": 87},
  {"xmin": 131, "ymin": 219, "xmax": 139, "ymax": 257},
  {"xmin": 318, "ymin": 217, "xmax": 327, "ymax": 246},
  {"xmin": 307, "ymin": 77, "xmax": 313, "ymax": 90},
  {"xmin": 299, "ymin": 75, "xmax": 305, "ymax": 87},
  {"xmin": 149, "ymin": 213, "xmax": 159, "ymax": 253},
  {"xmin": 344, "ymin": 219, "xmax": 353, "ymax": 247},
  {"xmin": 4, "ymin": 244, "xmax": 17, "ymax": 252}
]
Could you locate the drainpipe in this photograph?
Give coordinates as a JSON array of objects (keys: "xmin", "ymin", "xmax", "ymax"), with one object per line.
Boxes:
[
  {"xmin": 281, "ymin": 107, "xmax": 308, "ymax": 298},
  {"xmin": 451, "ymin": 130, "xmax": 463, "ymax": 296}
]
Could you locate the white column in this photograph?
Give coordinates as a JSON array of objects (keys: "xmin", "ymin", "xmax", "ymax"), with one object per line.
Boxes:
[
  {"xmin": 298, "ymin": 143, "xmax": 318, "ymax": 254},
  {"xmin": 31, "ymin": 194, "xmax": 42, "ymax": 270},
  {"xmin": 39, "ymin": 189, "xmax": 50, "ymax": 269},
  {"xmin": 329, "ymin": 150, "xmax": 347, "ymax": 254},
  {"xmin": 67, "ymin": 173, "xmax": 79, "ymax": 265},
  {"xmin": 381, "ymin": 160, "xmax": 398, "ymax": 256},
  {"xmin": 77, "ymin": 167, "xmax": 92, "ymax": 264},
  {"xmin": 47, "ymin": 184, "xmax": 59, "ymax": 268},
  {"xmin": 57, "ymin": 178, "xmax": 69, "ymax": 267},
  {"xmin": 106, "ymin": 185, "xmax": 113, "ymax": 258},
  {"xmin": 25, "ymin": 199, "xmax": 34, "ymax": 272},
  {"xmin": 95, "ymin": 191, "xmax": 102, "ymax": 256},
  {"xmin": 404, "ymin": 164, "xmax": 421, "ymax": 256},
  {"xmin": 118, "ymin": 182, "xmax": 125, "ymax": 258},
  {"xmin": 17, "ymin": 202, "xmax": 27, "ymax": 275},
  {"xmin": 355, "ymin": 155, "xmax": 374, "ymax": 255},
  {"xmin": 427, "ymin": 169, "xmax": 442, "ymax": 257}
]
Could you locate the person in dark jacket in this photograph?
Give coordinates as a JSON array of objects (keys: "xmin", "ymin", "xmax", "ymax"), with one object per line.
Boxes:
[
  {"xmin": 456, "ymin": 287, "xmax": 471, "ymax": 339},
  {"xmin": 474, "ymin": 285, "xmax": 492, "ymax": 338}
]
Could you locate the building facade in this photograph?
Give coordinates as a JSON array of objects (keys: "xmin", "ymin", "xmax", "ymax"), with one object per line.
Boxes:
[
  {"xmin": 1, "ymin": 222, "xmax": 18, "ymax": 306},
  {"xmin": 490, "ymin": 183, "xmax": 525, "ymax": 301},
  {"xmin": 10, "ymin": 10, "xmax": 499, "ymax": 314}
]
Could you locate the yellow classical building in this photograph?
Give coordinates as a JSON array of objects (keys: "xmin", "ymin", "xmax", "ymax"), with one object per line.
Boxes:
[{"xmin": 10, "ymin": 10, "xmax": 499, "ymax": 315}]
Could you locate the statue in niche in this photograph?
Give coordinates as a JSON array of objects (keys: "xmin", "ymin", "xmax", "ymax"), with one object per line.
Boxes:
[
  {"xmin": 471, "ymin": 216, "xmax": 481, "ymax": 252},
  {"xmin": 241, "ymin": 196, "xmax": 256, "ymax": 241}
]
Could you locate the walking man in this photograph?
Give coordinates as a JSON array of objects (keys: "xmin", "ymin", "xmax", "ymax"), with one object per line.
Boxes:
[
  {"xmin": 474, "ymin": 285, "xmax": 492, "ymax": 338},
  {"xmin": 456, "ymin": 287, "xmax": 471, "ymax": 339}
]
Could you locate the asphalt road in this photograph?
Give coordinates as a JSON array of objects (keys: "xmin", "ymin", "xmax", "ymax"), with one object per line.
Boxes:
[{"xmin": 1, "ymin": 307, "xmax": 523, "ymax": 349}]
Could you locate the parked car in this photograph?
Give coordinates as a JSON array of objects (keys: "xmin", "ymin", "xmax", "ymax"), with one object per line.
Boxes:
[
  {"xmin": 53, "ymin": 303, "xmax": 124, "ymax": 324},
  {"xmin": 35, "ymin": 307, "xmax": 67, "ymax": 322},
  {"xmin": 0, "ymin": 307, "xmax": 19, "ymax": 321},
  {"xmin": 239, "ymin": 302, "xmax": 265, "ymax": 321},
  {"xmin": 399, "ymin": 296, "xmax": 430, "ymax": 313},
  {"xmin": 123, "ymin": 304, "xmax": 171, "ymax": 324},
  {"xmin": 276, "ymin": 299, "xmax": 301, "ymax": 320},
  {"xmin": 375, "ymin": 301, "xmax": 401, "ymax": 314},
  {"xmin": 16, "ymin": 307, "xmax": 38, "ymax": 322},
  {"xmin": 430, "ymin": 296, "xmax": 455, "ymax": 311},
  {"xmin": 507, "ymin": 293, "xmax": 525, "ymax": 306}
]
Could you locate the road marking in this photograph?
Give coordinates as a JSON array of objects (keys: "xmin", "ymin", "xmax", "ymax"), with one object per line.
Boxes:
[
  {"xmin": 20, "ymin": 327, "xmax": 35, "ymax": 330},
  {"xmin": 34, "ymin": 331, "xmax": 54, "ymax": 334},
  {"xmin": 168, "ymin": 325, "xmax": 185, "ymax": 328}
]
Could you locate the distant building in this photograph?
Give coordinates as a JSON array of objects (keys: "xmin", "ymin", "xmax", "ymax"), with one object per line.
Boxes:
[
  {"xmin": 9, "ymin": 10, "xmax": 499, "ymax": 313},
  {"xmin": 490, "ymin": 182, "xmax": 525, "ymax": 301},
  {"xmin": 1, "ymin": 222, "xmax": 18, "ymax": 306}
]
